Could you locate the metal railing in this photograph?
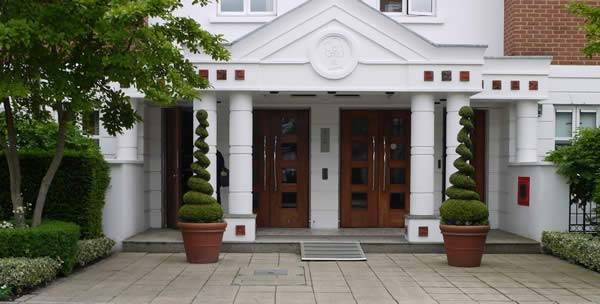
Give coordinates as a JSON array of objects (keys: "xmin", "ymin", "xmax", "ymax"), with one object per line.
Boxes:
[{"xmin": 569, "ymin": 189, "xmax": 598, "ymax": 234}]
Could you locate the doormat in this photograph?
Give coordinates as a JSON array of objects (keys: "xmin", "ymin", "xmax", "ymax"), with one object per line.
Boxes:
[
  {"xmin": 300, "ymin": 242, "xmax": 367, "ymax": 261},
  {"xmin": 233, "ymin": 266, "xmax": 306, "ymax": 286}
]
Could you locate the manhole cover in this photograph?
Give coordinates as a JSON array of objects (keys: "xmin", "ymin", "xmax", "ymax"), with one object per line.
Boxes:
[{"xmin": 234, "ymin": 267, "xmax": 306, "ymax": 286}]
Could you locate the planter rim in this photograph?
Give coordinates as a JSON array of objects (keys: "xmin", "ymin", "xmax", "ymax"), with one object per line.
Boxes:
[
  {"xmin": 440, "ymin": 224, "xmax": 490, "ymax": 233},
  {"xmin": 178, "ymin": 222, "xmax": 227, "ymax": 231}
]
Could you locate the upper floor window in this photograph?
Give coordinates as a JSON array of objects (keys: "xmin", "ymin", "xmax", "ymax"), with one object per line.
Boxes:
[
  {"xmin": 555, "ymin": 106, "xmax": 599, "ymax": 147},
  {"xmin": 82, "ymin": 111, "xmax": 101, "ymax": 146},
  {"xmin": 219, "ymin": 0, "xmax": 275, "ymax": 15},
  {"xmin": 381, "ymin": 0, "xmax": 434, "ymax": 15}
]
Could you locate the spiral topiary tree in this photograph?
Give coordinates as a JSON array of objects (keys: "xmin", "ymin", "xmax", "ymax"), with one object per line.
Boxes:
[
  {"xmin": 440, "ymin": 106, "xmax": 489, "ymax": 226},
  {"xmin": 178, "ymin": 110, "xmax": 224, "ymax": 223}
]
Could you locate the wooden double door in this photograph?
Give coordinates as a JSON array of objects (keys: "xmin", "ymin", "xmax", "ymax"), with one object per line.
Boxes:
[
  {"xmin": 341, "ymin": 110, "xmax": 411, "ymax": 228},
  {"xmin": 253, "ymin": 110, "xmax": 310, "ymax": 228}
]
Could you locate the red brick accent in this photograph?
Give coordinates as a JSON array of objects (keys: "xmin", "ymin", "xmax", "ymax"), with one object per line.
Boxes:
[
  {"xmin": 418, "ymin": 226, "xmax": 429, "ymax": 237},
  {"xmin": 424, "ymin": 71, "xmax": 434, "ymax": 81},
  {"xmin": 460, "ymin": 71, "xmax": 470, "ymax": 82},
  {"xmin": 511, "ymin": 80, "xmax": 520, "ymax": 90},
  {"xmin": 492, "ymin": 80, "xmax": 502, "ymax": 90},
  {"xmin": 441, "ymin": 70, "xmax": 452, "ymax": 82},
  {"xmin": 504, "ymin": 0, "xmax": 600, "ymax": 65},
  {"xmin": 235, "ymin": 69, "xmax": 245, "ymax": 80},
  {"xmin": 199, "ymin": 69, "xmax": 209, "ymax": 79},
  {"xmin": 216, "ymin": 70, "xmax": 227, "ymax": 80},
  {"xmin": 529, "ymin": 80, "xmax": 539, "ymax": 91},
  {"xmin": 235, "ymin": 225, "xmax": 246, "ymax": 236}
]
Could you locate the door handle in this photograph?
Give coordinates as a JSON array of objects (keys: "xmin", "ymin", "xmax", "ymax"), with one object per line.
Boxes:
[
  {"xmin": 383, "ymin": 136, "xmax": 388, "ymax": 192},
  {"xmin": 263, "ymin": 136, "xmax": 267, "ymax": 192},
  {"xmin": 273, "ymin": 136, "xmax": 278, "ymax": 192},
  {"xmin": 372, "ymin": 136, "xmax": 376, "ymax": 192}
]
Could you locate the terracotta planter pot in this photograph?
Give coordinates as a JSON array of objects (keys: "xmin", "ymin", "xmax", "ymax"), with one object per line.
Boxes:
[
  {"xmin": 178, "ymin": 222, "xmax": 227, "ymax": 264},
  {"xmin": 440, "ymin": 224, "xmax": 490, "ymax": 267}
]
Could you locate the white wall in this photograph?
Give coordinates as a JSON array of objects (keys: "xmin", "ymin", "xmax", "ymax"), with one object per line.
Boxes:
[
  {"xmin": 144, "ymin": 106, "xmax": 163, "ymax": 228},
  {"xmin": 498, "ymin": 163, "xmax": 569, "ymax": 241},
  {"xmin": 175, "ymin": 0, "xmax": 504, "ymax": 57}
]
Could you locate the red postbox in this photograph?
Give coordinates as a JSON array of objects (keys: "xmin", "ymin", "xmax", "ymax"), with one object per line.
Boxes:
[{"xmin": 517, "ymin": 177, "xmax": 530, "ymax": 206}]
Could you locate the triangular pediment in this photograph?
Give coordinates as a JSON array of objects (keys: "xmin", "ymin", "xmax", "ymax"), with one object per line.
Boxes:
[{"xmin": 227, "ymin": 0, "xmax": 486, "ymax": 64}]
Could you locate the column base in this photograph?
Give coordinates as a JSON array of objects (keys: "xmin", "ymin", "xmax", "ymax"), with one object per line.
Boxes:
[
  {"xmin": 223, "ymin": 214, "xmax": 256, "ymax": 242},
  {"xmin": 405, "ymin": 215, "xmax": 443, "ymax": 243}
]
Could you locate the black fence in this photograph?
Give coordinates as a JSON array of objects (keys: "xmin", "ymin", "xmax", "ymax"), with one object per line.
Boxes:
[{"xmin": 569, "ymin": 191, "xmax": 598, "ymax": 234}]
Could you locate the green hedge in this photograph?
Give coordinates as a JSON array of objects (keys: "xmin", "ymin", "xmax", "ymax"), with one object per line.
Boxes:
[
  {"xmin": 0, "ymin": 151, "xmax": 110, "ymax": 239},
  {"xmin": 76, "ymin": 237, "xmax": 115, "ymax": 267},
  {"xmin": 0, "ymin": 220, "xmax": 80, "ymax": 274},
  {"xmin": 0, "ymin": 257, "xmax": 61, "ymax": 294},
  {"xmin": 542, "ymin": 231, "xmax": 600, "ymax": 272}
]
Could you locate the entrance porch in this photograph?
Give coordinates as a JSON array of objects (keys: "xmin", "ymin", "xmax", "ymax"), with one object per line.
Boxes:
[{"xmin": 122, "ymin": 228, "xmax": 541, "ymax": 254}]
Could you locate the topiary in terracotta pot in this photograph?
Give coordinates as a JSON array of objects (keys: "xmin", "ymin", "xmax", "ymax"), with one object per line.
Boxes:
[
  {"xmin": 440, "ymin": 106, "xmax": 490, "ymax": 267},
  {"xmin": 178, "ymin": 110, "xmax": 226, "ymax": 264}
]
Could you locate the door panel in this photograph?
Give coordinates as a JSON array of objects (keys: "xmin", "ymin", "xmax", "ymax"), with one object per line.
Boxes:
[
  {"xmin": 472, "ymin": 110, "xmax": 486, "ymax": 203},
  {"xmin": 164, "ymin": 107, "xmax": 194, "ymax": 229},
  {"xmin": 253, "ymin": 110, "xmax": 309, "ymax": 228},
  {"xmin": 341, "ymin": 110, "xmax": 411, "ymax": 228}
]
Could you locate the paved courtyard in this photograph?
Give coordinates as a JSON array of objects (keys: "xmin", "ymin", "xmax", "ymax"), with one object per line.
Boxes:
[{"xmin": 11, "ymin": 252, "xmax": 600, "ymax": 304}]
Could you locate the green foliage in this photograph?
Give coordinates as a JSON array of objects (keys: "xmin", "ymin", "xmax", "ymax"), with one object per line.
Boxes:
[
  {"xmin": 0, "ymin": 257, "xmax": 61, "ymax": 294},
  {"xmin": 0, "ymin": 221, "xmax": 79, "ymax": 275},
  {"xmin": 568, "ymin": 2, "xmax": 600, "ymax": 58},
  {"xmin": 440, "ymin": 106, "xmax": 489, "ymax": 225},
  {"xmin": 178, "ymin": 110, "xmax": 223, "ymax": 223},
  {"xmin": 0, "ymin": 0, "xmax": 230, "ymax": 134},
  {"xmin": 0, "ymin": 151, "xmax": 110, "ymax": 239},
  {"xmin": 0, "ymin": 116, "xmax": 100, "ymax": 154},
  {"xmin": 0, "ymin": 284, "xmax": 11, "ymax": 301},
  {"xmin": 542, "ymin": 231, "xmax": 600, "ymax": 272},
  {"xmin": 75, "ymin": 237, "xmax": 115, "ymax": 267},
  {"xmin": 546, "ymin": 128, "xmax": 600, "ymax": 206}
]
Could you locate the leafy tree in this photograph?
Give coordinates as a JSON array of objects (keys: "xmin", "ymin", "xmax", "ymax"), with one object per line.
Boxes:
[
  {"xmin": 569, "ymin": 1, "xmax": 600, "ymax": 57},
  {"xmin": 0, "ymin": 0, "xmax": 229, "ymax": 227},
  {"xmin": 546, "ymin": 128, "xmax": 600, "ymax": 207}
]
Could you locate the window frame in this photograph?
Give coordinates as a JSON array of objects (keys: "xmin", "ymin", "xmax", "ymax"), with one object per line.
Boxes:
[
  {"xmin": 381, "ymin": 0, "xmax": 435, "ymax": 16},
  {"xmin": 218, "ymin": 0, "xmax": 277, "ymax": 16},
  {"xmin": 81, "ymin": 110, "xmax": 101, "ymax": 146},
  {"xmin": 555, "ymin": 105, "xmax": 600, "ymax": 146},
  {"xmin": 407, "ymin": 0, "xmax": 435, "ymax": 16}
]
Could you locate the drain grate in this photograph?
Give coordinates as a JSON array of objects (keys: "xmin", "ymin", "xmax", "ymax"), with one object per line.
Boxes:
[{"xmin": 301, "ymin": 242, "xmax": 367, "ymax": 261}]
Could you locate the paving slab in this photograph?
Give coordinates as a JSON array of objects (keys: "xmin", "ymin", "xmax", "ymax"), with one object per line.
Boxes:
[{"xmin": 7, "ymin": 252, "xmax": 600, "ymax": 304}]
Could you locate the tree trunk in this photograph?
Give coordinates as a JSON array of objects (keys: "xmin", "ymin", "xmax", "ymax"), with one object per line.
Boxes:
[
  {"xmin": 31, "ymin": 105, "xmax": 69, "ymax": 227},
  {"xmin": 2, "ymin": 97, "xmax": 26, "ymax": 227}
]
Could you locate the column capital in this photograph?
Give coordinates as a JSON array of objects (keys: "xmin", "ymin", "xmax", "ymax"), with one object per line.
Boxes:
[
  {"xmin": 194, "ymin": 92, "xmax": 217, "ymax": 111},
  {"xmin": 446, "ymin": 93, "xmax": 471, "ymax": 112},
  {"xmin": 229, "ymin": 93, "xmax": 253, "ymax": 111},
  {"xmin": 411, "ymin": 93, "xmax": 435, "ymax": 112}
]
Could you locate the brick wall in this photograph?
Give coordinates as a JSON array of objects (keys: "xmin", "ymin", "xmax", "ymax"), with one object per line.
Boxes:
[{"xmin": 504, "ymin": 0, "xmax": 600, "ymax": 65}]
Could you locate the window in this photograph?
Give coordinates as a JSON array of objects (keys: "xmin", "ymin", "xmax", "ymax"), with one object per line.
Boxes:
[
  {"xmin": 555, "ymin": 106, "xmax": 599, "ymax": 147},
  {"xmin": 82, "ymin": 111, "xmax": 100, "ymax": 146},
  {"xmin": 219, "ymin": 0, "xmax": 275, "ymax": 15},
  {"xmin": 381, "ymin": 0, "xmax": 434, "ymax": 15}
]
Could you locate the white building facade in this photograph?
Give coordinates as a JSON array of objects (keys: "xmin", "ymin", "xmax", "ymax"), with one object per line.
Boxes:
[{"xmin": 101, "ymin": 0, "xmax": 600, "ymax": 246}]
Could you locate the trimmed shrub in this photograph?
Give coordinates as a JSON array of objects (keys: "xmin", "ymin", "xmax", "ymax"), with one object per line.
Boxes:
[
  {"xmin": 178, "ymin": 110, "xmax": 224, "ymax": 223},
  {"xmin": 0, "ymin": 151, "xmax": 109, "ymax": 239},
  {"xmin": 0, "ymin": 220, "xmax": 80, "ymax": 274},
  {"xmin": 76, "ymin": 237, "xmax": 115, "ymax": 267},
  {"xmin": 542, "ymin": 231, "xmax": 600, "ymax": 272},
  {"xmin": 440, "ymin": 106, "xmax": 489, "ymax": 225},
  {"xmin": 0, "ymin": 257, "xmax": 61, "ymax": 293},
  {"xmin": 0, "ymin": 284, "xmax": 11, "ymax": 301}
]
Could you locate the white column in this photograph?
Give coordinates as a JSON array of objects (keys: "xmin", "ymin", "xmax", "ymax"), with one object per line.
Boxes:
[
  {"xmin": 117, "ymin": 100, "xmax": 139, "ymax": 161},
  {"xmin": 508, "ymin": 104, "xmax": 517, "ymax": 163},
  {"xmin": 228, "ymin": 93, "xmax": 253, "ymax": 215},
  {"xmin": 410, "ymin": 94, "xmax": 435, "ymax": 216},
  {"xmin": 445, "ymin": 93, "xmax": 470, "ymax": 191},
  {"xmin": 407, "ymin": 93, "xmax": 442, "ymax": 243},
  {"xmin": 516, "ymin": 100, "xmax": 539, "ymax": 163},
  {"xmin": 194, "ymin": 92, "xmax": 217, "ymax": 198}
]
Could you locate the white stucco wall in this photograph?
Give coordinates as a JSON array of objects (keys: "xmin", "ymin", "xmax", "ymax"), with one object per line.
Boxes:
[
  {"xmin": 498, "ymin": 163, "xmax": 569, "ymax": 241},
  {"xmin": 176, "ymin": 0, "xmax": 504, "ymax": 57}
]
